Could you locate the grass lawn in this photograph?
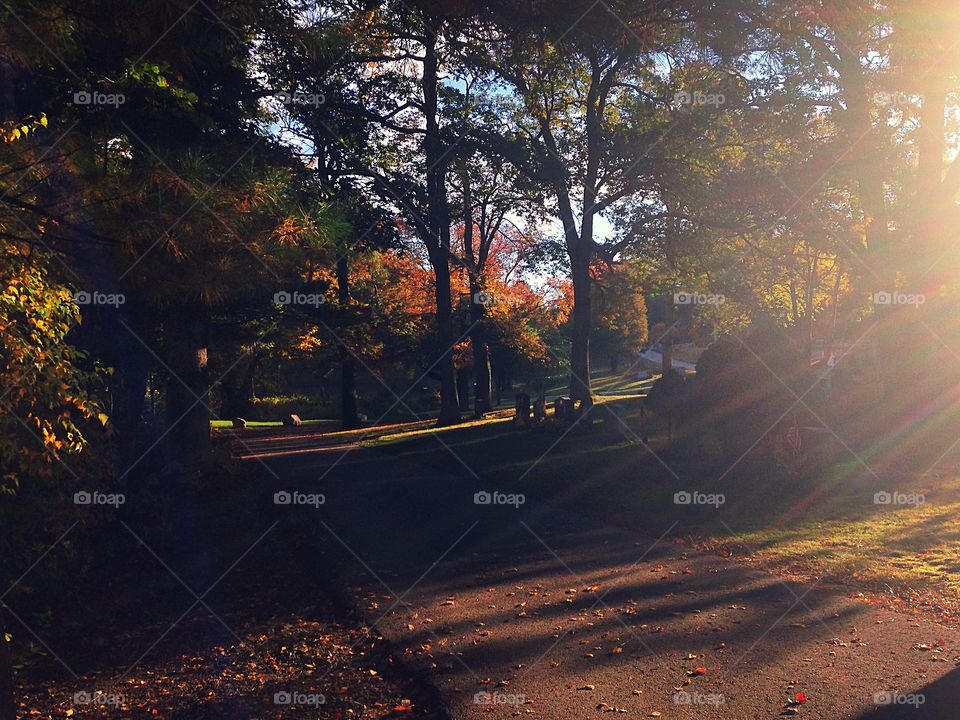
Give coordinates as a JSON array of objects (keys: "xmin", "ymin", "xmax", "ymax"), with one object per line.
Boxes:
[
  {"xmin": 365, "ymin": 384, "xmax": 960, "ymax": 619},
  {"xmin": 542, "ymin": 366, "xmax": 655, "ymax": 398},
  {"xmin": 210, "ymin": 418, "xmax": 339, "ymax": 429}
]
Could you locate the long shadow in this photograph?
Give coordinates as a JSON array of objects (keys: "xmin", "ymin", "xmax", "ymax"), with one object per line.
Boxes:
[{"xmin": 854, "ymin": 668, "xmax": 960, "ymax": 719}]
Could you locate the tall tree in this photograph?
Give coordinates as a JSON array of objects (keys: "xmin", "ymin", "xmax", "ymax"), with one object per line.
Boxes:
[
  {"xmin": 299, "ymin": 1, "xmax": 483, "ymax": 425},
  {"xmin": 476, "ymin": 1, "xmax": 680, "ymax": 407}
]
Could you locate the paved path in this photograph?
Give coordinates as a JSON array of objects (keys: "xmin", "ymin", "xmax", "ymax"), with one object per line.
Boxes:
[{"xmin": 249, "ymin": 428, "xmax": 960, "ymax": 720}]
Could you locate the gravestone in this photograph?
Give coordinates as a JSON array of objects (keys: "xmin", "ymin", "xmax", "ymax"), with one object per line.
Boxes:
[
  {"xmin": 283, "ymin": 414, "xmax": 303, "ymax": 427},
  {"xmin": 533, "ymin": 397, "xmax": 546, "ymax": 422},
  {"xmin": 515, "ymin": 393, "xmax": 532, "ymax": 423},
  {"xmin": 232, "ymin": 417, "xmax": 247, "ymax": 429}
]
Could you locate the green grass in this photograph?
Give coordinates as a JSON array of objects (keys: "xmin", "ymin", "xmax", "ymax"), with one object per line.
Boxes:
[
  {"xmin": 542, "ymin": 367, "xmax": 657, "ymax": 399},
  {"xmin": 210, "ymin": 418, "xmax": 338, "ymax": 429}
]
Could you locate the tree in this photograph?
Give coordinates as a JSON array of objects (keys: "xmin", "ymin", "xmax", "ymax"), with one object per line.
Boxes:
[
  {"xmin": 452, "ymin": 149, "xmax": 541, "ymax": 414},
  {"xmin": 303, "ymin": 1, "xmax": 483, "ymax": 425},
  {"xmin": 590, "ymin": 262, "xmax": 649, "ymax": 370},
  {"xmin": 476, "ymin": 1, "xmax": 682, "ymax": 408},
  {"xmin": 261, "ymin": 11, "xmax": 402, "ymax": 428},
  {"xmin": 0, "ymin": 248, "xmax": 103, "ymax": 720},
  {"xmin": 0, "ymin": 0, "xmax": 349, "ymax": 469}
]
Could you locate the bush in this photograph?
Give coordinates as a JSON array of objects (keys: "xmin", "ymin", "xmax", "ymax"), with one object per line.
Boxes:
[
  {"xmin": 645, "ymin": 369, "xmax": 694, "ymax": 440},
  {"xmin": 689, "ymin": 324, "xmax": 810, "ymax": 458}
]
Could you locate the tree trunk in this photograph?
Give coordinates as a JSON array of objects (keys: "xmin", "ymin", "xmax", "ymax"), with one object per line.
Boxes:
[
  {"xmin": 569, "ymin": 248, "xmax": 593, "ymax": 407},
  {"xmin": 568, "ymin": 59, "xmax": 604, "ymax": 410},
  {"xmin": 337, "ymin": 256, "xmax": 362, "ymax": 429},
  {"xmin": 431, "ymin": 253, "xmax": 461, "ymax": 424},
  {"xmin": 110, "ymin": 308, "xmax": 151, "ymax": 470},
  {"xmin": 662, "ymin": 297, "xmax": 675, "ymax": 376},
  {"xmin": 457, "ymin": 368, "xmax": 471, "ymax": 411},
  {"xmin": 164, "ymin": 301, "xmax": 210, "ymax": 466},
  {"xmin": 0, "ymin": 607, "xmax": 13, "ymax": 720},
  {"xmin": 469, "ymin": 289, "xmax": 492, "ymax": 417},
  {"xmin": 460, "ymin": 161, "xmax": 492, "ymax": 417},
  {"xmin": 422, "ymin": 18, "xmax": 460, "ymax": 426},
  {"xmin": 537, "ymin": 101, "xmax": 594, "ymax": 408}
]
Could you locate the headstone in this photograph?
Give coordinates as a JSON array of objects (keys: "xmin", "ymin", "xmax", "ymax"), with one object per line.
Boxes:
[
  {"xmin": 533, "ymin": 397, "xmax": 546, "ymax": 422},
  {"xmin": 232, "ymin": 417, "xmax": 247, "ymax": 429},
  {"xmin": 555, "ymin": 396, "xmax": 572, "ymax": 421},
  {"xmin": 283, "ymin": 414, "xmax": 303, "ymax": 427},
  {"xmin": 515, "ymin": 393, "xmax": 532, "ymax": 423}
]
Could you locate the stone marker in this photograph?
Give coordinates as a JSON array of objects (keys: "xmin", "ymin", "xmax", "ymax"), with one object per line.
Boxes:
[
  {"xmin": 515, "ymin": 393, "xmax": 532, "ymax": 423},
  {"xmin": 533, "ymin": 397, "xmax": 546, "ymax": 422}
]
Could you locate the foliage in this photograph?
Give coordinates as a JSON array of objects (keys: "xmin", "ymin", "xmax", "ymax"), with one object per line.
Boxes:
[
  {"xmin": 590, "ymin": 263, "xmax": 649, "ymax": 368},
  {"xmin": 0, "ymin": 250, "xmax": 104, "ymax": 490},
  {"xmin": 687, "ymin": 325, "xmax": 810, "ymax": 458}
]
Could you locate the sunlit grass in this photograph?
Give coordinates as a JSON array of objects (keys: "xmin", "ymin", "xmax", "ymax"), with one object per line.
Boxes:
[
  {"xmin": 210, "ymin": 418, "xmax": 337, "ymax": 429},
  {"xmin": 718, "ymin": 489, "xmax": 960, "ymax": 598}
]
